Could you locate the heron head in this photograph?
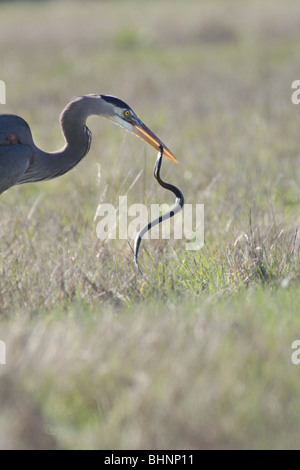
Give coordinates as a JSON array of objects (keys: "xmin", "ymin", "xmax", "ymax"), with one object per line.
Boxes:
[{"xmin": 99, "ymin": 95, "xmax": 177, "ymax": 163}]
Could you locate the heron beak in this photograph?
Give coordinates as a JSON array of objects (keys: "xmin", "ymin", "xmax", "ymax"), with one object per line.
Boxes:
[{"xmin": 132, "ymin": 120, "xmax": 178, "ymax": 163}]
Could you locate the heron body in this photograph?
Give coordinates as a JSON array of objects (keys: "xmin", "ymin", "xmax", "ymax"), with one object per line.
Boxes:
[
  {"xmin": 0, "ymin": 94, "xmax": 177, "ymax": 195},
  {"xmin": 0, "ymin": 116, "xmax": 33, "ymax": 194}
]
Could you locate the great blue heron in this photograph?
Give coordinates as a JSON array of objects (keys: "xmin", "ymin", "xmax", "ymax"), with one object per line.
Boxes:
[{"xmin": 0, "ymin": 94, "xmax": 177, "ymax": 195}]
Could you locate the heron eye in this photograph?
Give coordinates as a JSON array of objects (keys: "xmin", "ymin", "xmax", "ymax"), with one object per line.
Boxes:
[{"xmin": 124, "ymin": 110, "xmax": 130, "ymax": 117}]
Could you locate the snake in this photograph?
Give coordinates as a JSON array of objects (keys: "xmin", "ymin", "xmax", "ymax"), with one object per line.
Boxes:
[{"xmin": 134, "ymin": 144, "xmax": 184, "ymax": 273}]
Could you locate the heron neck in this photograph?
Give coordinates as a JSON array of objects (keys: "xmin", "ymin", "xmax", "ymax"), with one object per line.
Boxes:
[
  {"xmin": 18, "ymin": 97, "xmax": 96, "ymax": 184},
  {"xmin": 59, "ymin": 96, "xmax": 93, "ymax": 159},
  {"xmin": 17, "ymin": 95, "xmax": 110, "ymax": 185}
]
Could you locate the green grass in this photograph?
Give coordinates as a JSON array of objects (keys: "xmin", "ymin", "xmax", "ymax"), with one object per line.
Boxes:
[{"xmin": 0, "ymin": 0, "xmax": 299, "ymax": 450}]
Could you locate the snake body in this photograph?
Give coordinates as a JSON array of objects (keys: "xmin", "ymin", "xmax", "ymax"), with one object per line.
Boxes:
[{"xmin": 134, "ymin": 145, "xmax": 184, "ymax": 273}]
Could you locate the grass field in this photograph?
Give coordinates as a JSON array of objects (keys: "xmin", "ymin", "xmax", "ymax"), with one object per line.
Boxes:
[{"xmin": 0, "ymin": 0, "xmax": 299, "ymax": 450}]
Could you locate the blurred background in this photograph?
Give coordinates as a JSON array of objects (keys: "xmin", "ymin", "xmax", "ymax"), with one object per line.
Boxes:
[
  {"xmin": 0, "ymin": 0, "xmax": 300, "ymax": 450},
  {"xmin": 1, "ymin": 0, "xmax": 299, "ymax": 216}
]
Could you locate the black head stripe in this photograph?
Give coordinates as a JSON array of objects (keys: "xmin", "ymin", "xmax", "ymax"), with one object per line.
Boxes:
[{"xmin": 101, "ymin": 95, "xmax": 130, "ymax": 110}]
